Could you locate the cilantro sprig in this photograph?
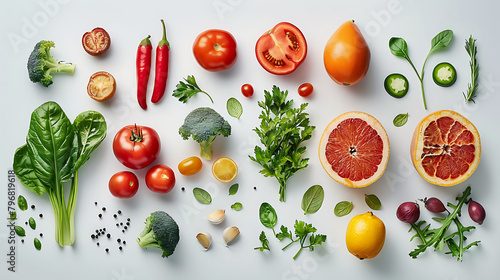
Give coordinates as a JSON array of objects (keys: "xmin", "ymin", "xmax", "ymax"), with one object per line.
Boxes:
[
  {"xmin": 173, "ymin": 75, "xmax": 213, "ymax": 103},
  {"xmin": 276, "ymin": 221, "xmax": 327, "ymax": 260}
]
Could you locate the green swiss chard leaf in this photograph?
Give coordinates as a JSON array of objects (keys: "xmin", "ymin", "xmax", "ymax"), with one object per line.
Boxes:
[
  {"xmin": 25, "ymin": 101, "xmax": 78, "ymax": 188},
  {"xmin": 73, "ymin": 110, "xmax": 107, "ymax": 171},
  {"xmin": 13, "ymin": 145, "xmax": 49, "ymax": 195},
  {"xmin": 301, "ymin": 185, "xmax": 324, "ymax": 214},
  {"xmin": 259, "ymin": 202, "xmax": 277, "ymax": 229}
]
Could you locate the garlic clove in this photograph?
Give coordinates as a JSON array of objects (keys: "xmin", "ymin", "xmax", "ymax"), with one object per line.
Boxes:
[
  {"xmin": 196, "ymin": 232, "xmax": 212, "ymax": 250},
  {"xmin": 223, "ymin": 226, "xmax": 240, "ymax": 245},
  {"xmin": 207, "ymin": 209, "xmax": 225, "ymax": 224}
]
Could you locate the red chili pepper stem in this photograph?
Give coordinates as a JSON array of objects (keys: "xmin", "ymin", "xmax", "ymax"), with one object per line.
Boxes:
[
  {"xmin": 151, "ymin": 19, "xmax": 170, "ymax": 104},
  {"xmin": 136, "ymin": 35, "xmax": 152, "ymax": 110}
]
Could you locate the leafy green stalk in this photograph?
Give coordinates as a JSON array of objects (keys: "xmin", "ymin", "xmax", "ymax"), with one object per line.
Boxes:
[
  {"xmin": 276, "ymin": 221, "xmax": 327, "ymax": 260},
  {"xmin": 463, "ymin": 36, "xmax": 479, "ymax": 103},
  {"xmin": 173, "ymin": 75, "xmax": 213, "ymax": 103}
]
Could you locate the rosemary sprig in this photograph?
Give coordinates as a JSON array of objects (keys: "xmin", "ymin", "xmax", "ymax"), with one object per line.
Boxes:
[{"xmin": 463, "ymin": 36, "xmax": 479, "ymax": 103}]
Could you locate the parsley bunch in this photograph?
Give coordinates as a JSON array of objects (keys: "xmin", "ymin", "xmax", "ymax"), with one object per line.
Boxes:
[{"xmin": 249, "ymin": 86, "xmax": 315, "ymax": 202}]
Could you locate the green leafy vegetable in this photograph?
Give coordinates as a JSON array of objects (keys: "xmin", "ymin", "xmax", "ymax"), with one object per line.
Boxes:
[
  {"xmin": 389, "ymin": 30, "xmax": 453, "ymax": 109},
  {"xmin": 13, "ymin": 101, "xmax": 107, "ymax": 247},
  {"xmin": 301, "ymin": 185, "xmax": 324, "ymax": 214},
  {"xmin": 365, "ymin": 194, "xmax": 382, "ymax": 210},
  {"xmin": 408, "ymin": 186, "xmax": 479, "ymax": 261},
  {"xmin": 259, "ymin": 202, "xmax": 278, "ymax": 233},
  {"xmin": 136, "ymin": 211, "xmax": 180, "ymax": 258},
  {"xmin": 249, "ymin": 86, "xmax": 315, "ymax": 201},
  {"xmin": 17, "ymin": 195, "xmax": 28, "ymax": 211},
  {"xmin": 34, "ymin": 237, "xmax": 42, "ymax": 251},
  {"xmin": 334, "ymin": 201, "xmax": 353, "ymax": 217},
  {"xmin": 463, "ymin": 36, "xmax": 479, "ymax": 103},
  {"xmin": 173, "ymin": 75, "xmax": 213, "ymax": 103},
  {"xmin": 227, "ymin": 97, "xmax": 243, "ymax": 119},
  {"xmin": 29, "ymin": 217, "xmax": 36, "ymax": 230},
  {"xmin": 393, "ymin": 113, "xmax": 409, "ymax": 127},
  {"xmin": 27, "ymin": 40, "xmax": 75, "ymax": 87},
  {"xmin": 276, "ymin": 220, "xmax": 327, "ymax": 260},
  {"xmin": 228, "ymin": 183, "xmax": 239, "ymax": 195},
  {"xmin": 231, "ymin": 202, "xmax": 242, "ymax": 211},
  {"xmin": 15, "ymin": 226, "xmax": 26, "ymax": 237},
  {"xmin": 254, "ymin": 231, "xmax": 270, "ymax": 251},
  {"xmin": 193, "ymin": 187, "xmax": 212, "ymax": 204}
]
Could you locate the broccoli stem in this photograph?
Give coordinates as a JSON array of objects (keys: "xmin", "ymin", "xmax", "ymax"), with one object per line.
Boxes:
[
  {"xmin": 199, "ymin": 136, "xmax": 216, "ymax": 160},
  {"xmin": 44, "ymin": 59, "xmax": 76, "ymax": 76},
  {"xmin": 136, "ymin": 230, "xmax": 161, "ymax": 249}
]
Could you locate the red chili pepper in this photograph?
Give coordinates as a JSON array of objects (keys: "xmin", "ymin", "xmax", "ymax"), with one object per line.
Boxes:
[
  {"xmin": 136, "ymin": 35, "xmax": 152, "ymax": 110},
  {"xmin": 151, "ymin": 20, "xmax": 170, "ymax": 104}
]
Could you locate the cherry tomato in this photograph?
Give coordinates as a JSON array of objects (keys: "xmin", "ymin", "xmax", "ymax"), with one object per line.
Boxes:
[
  {"xmin": 178, "ymin": 156, "xmax": 203, "ymax": 176},
  {"xmin": 193, "ymin": 29, "xmax": 237, "ymax": 72},
  {"xmin": 298, "ymin": 83, "xmax": 313, "ymax": 97},
  {"xmin": 109, "ymin": 171, "xmax": 139, "ymax": 198},
  {"xmin": 255, "ymin": 22, "xmax": 307, "ymax": 75},
  {"xmin": 82, "ymin": 27, "xmax": 111, "ymax": 56},
  {"xmin": 87, "ymin": 71, "xmax": 116, "ymax": 102},
  {"xmin": 113, "ymin": 125, "xmax": 161, "ymax": 170},
  {"xmin": 145, "ymin": 165, "xmax": 175, "ymax": 193},
  {"xmin": 241, "ymin": 84, "xmax": 254, "ymax": 98}
]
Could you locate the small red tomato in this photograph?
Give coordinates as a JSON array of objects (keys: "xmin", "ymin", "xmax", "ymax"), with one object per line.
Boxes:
[
  {"xmin": 109, "ymin": 171, "xmax": 139, "ymax": 198},
  {"xmin": 193, "ymin": 29, "xmax": 237, "ymax": 72},
  {"xmin": 241, "ymin": 84, "xmax": 254, "ymax": 98},
  {"xmin": 113, "ymin": 125, "xmax": 161, "ymax": 170},
  {"xmin": 298, "ymin": 83, "xmax": 313, "ymax": 97},
  {"xmin": 146, "ymin": 165, "xmax": 175, "ymax": 193},
  {"xmin": 82, "ymin": 27, "xmax": 111, "ymax": 56},
  {"xmin": 178, "ymin": 156, "xmax": 203, "ymax": 176}
]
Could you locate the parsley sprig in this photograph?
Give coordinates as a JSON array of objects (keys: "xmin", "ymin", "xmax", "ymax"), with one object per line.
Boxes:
[
  {"xmin": 463, "ymin": 36, "xmax": 479, "ymax": 103},
  {"xmin": 173, "ymin": 75, "xmax": 213, "ymax": 103},
  {"xmin": 254, "ymin": 231, "xmax": 270, "ymax": 251},
  {"xmin": 249, "ymin": 86, "xmax": 315, "ymax": 202},
  {"xmin": 276, "ymin": 221, "xmax": 327, "ymax": 260}
]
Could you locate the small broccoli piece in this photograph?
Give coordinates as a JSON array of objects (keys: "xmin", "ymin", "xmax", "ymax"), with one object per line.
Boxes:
[
  {"xmin": 179, "ymin": 107, "xmax": 231, "ymax": 160},
  {"xmin": 27, "ymin": 40, "xmax": 75, "ymax": 87},
  {"xmin": 136, "ymin": 211, "xmax": 180, "ymax": 258}
]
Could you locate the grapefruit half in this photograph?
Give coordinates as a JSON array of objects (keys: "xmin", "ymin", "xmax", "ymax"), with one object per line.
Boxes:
[
  {"xmin": 319, "ymin": 111, "xmax": 390, "ymax": 188},
  {"xmin": 410, "ymin": 110, "xmax": 481, "ymax": 186}
]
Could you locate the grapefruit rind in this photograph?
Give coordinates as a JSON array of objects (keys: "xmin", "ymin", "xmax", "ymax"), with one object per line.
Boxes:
[
  {"xmin": 410, "ymin": 110, "xmax": 481, "ymax": 187},
  {"xmin": 319, "ymin": 111, "xmax": 390, "ymax": 188}
]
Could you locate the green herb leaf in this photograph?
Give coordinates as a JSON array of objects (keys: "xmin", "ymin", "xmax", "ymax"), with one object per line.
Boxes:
[
  {"xmin": 276, "ymin": 225, "xmax": 293, "ymax": 241},
  {"xmin": 9, "ymin": 211, "xmax": 17, "ymax": 221},
  {"xmin": 259, "ymin": 202, "xmax": 277, "ymax": 229},
  {"xmin": 173, "ymin": 75, "xmax": 213, "ymax": 103},
  {"xmin": 389, "ymin": 37, "xmax": 410, "ymax": 60},
  {"xmin": 29, "ymin": 217, "xmax": 36, "ymax": 230},
  {"xmin": 231, "ymin": 202, "xmax": 242, "ymax": 211},
  {"xmin": 17, "ymin": 195, "xmax": 28, "ymax": 211},
  {"xmin": 254, "ymin": 231, "xmax": 270, "ymax": 251},
  {"xmin": 429, "ymin": 30, "xmax": 454, "ymax": 56},
  {"xmin": 301, "ymin": 185, "xmax": 324, "ymax": 214},
  {"xmin": 227, "ymin": 97, "xmax": 243, "ymax": 119},
  {"xmin": 463, "ymin": 36, "xmax": 479, "ymax": 103},
  {"xmin": 393, "ymin": 113, "xmax": 409, "ymax": 127},
  {"xmin": 228, "ymin": 183, "xmax": 239, "ymax": 195},
  {"xmin": 193, "ymin": 187, "xmax": 212, "ymax": 204},
  {"xmin": 365, "ymin": 194, "xmax": 382, "ymax": 210},
  {"xmin": 278, "ymin": 220, "xmax": 327, "ymax": 259},
  {"xmin": 34, "ymin": 237, "xmax": 42, "ymax": 251},
  {"xmin": 15, "ymin": 226, "xmax": 26, "ymax": 237},
  {"xmin": 334, "ymin": 201, "xmax": 353, "ymax": 217}
]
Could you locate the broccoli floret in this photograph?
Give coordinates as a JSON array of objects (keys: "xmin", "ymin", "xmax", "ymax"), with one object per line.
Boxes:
[
  {"xmin": 136, "ymin": 211, "xmax": 180, "ymax": 258},
  {"xmin": 27, "ymin": 40, "xmax": 75, "ymax": 87},
  {"xmin": 179, "ymin": 107, "xmax": 231, "ymax": 160}
]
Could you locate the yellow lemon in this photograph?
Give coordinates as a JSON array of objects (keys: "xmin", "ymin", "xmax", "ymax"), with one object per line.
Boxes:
[
  {"xmin": 346, "ymin": 212, "xmax": 386, "ymax": 259},
  {"xmin": 212, "ymin": 157, "xmax": 238, "ymax": 183}
]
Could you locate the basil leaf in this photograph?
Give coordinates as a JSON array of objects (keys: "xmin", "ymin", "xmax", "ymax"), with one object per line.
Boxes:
[
  {"xmin": 13, "ymin": 145, "xmax": 49, "ymax": 195},
  {"xmin": 29, "ymin": 217, "xmax": 36, "ymax": 230},
  {"xmin": 73, "ymin": 111, "xmax": 107, "ymax": 171},
  {"xmin": 17, "ymin": 195, "xmax": 28, "ymax": 211},
  {"xmin": 15, "ymin": 226, "xmax": 26, "ymax": 237},
  {"xmin": 259, "ymin": 202, "xmax": 277, "ymax": 229},
  {"xmin": 389, "ymin": 37, "xmax": 410, "ymax": 60},
  {"xmin": 227, "ymin": 97, "xmax": 243, "ymax": 119},
  {"xmin": 193, "ymin": 187, "xmax": 212, "ymax": 204},
  {"xmin": 393, "ymin": 113, "xmax": 409, "ymax": 127},
  {"xmin": 301, "ymin": 185, "xmax": 324, "ymax": 214},
  {"xmin": 334, "ymin": 201, "xmax": 353, "ymax": 217},
  {"xmin": 231, "ymin": 202, "xmax": 242, "ymax": 211},
  {"xmin": 429, "ymin": 30, "xmax": 453, "ymax": 55},
  {"xmin": 365, "ymin": 194, "xmax": 382, "ymax": 210},
  {"xmin": 34, "ymin": 238, "xmax": 42, "ymax": 251},
  {"xmin": 229, "ymin": 183, "xmax": 239, "ymax": 195}
]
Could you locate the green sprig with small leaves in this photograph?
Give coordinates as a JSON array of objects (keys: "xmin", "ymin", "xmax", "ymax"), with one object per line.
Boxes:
[
  {"xmin": 254, "ymin": 231, "xmax": 270, "ymax": 252},
  {"xmin": 173, "ymin": 75, "xmax": 213, "ymax": 103},
  {"xmin": 463, "ymin": 36, "xmax": 479, "ymax": 103},
  {"xmin": 276, "ymin": 220, "xmax": 327, "ymax": 260}
]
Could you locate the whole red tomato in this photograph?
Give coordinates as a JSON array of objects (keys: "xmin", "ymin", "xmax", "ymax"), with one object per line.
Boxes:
[
  {"xmin": 193, "ymin": 29, "xmax": 237, "ymax": 72},
  {"xmin": 109, "ymin": 171, "xmax": 139, "ymax": 198},
  {"xmin": 113, "ymin": 125, "xmax": 161, "ymax": 169},
  {"xmin": 255, "ymin": 22, "xmax": 307, "ymax": 75},
  {"xmin": 145, "ymin": 164, "xmax": 175, "ymax": 193}
]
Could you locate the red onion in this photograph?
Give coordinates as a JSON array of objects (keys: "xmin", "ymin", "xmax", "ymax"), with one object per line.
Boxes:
[
  {"xmin": 468, "ymin": 199, "xmax": 486, "ymax": 225},
  {"xmin": 423, "ymin": 197, "xmax": 446, "ymax": 213},
  {"xmin": 396, "ymin": 202, "xmax": 420, "ymax": 224}
]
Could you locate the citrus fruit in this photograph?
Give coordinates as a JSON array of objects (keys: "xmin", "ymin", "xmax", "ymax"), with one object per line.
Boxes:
[
  {"xmin": 323, "ymin": 20, "xmax": 370, "ymax": 86},
  {"xmin": 319, "ymin": 111, "xmax": 390, "ymax": 188},
  {"xmin": 212, "ymin": 157, "xmax": 238, "ymax": 183},
  {"xmin": 410, "ymin": 110, "xmax": 481, "ymax": 186},
  {"xmin": 346, "ymin": 212, "xmax": 386, "ymax": 260}
]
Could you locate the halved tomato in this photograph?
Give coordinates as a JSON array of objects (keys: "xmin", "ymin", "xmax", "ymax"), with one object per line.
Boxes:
[
  {"xmin": 82, "ymin": 27, "xmax": 111, "ymax": 56},
  {"xmin": 255, "ymin": 22, "xmax": 307, "ymax": 75}
]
